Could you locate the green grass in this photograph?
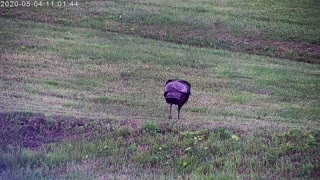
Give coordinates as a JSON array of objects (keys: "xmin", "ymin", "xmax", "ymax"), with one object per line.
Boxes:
[
  {"xmin": 0, "ymin": 0, "xmax": 320, "ymax": 178},
  {"xmin": 1, "ymin": 0, "xmax": 319, "ymax": 63},
  {"xmin": 0, "ymin": 117, "xmax": 319, "ymax": 179}
]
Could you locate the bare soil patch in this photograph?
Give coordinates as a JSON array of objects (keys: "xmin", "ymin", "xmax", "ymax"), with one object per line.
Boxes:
[{"xmin": 0, "ymin": 112, "xmax": 112, "ymax": 149}]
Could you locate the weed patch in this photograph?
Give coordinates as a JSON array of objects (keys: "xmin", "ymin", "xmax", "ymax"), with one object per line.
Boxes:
[{"xmin": 0, "ymin": 113, "xmax": 319, "ymax": 178}]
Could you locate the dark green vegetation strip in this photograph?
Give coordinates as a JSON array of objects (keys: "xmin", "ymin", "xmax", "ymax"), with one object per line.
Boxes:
[
  {"xmin": 0, "ymin": 0, "xmax": 319, "ymax": 63},
  {"xmin": 0, "ymin": 113, "xmax": 319, "ymax": 179}
]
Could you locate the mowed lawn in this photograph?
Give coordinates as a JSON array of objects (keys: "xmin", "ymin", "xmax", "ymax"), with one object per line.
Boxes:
[
  {"xmin": 0, "ymin": 0, "xmax": 320, "ymax": 179},
  {"xmin": 2, "ymin": 0, "xmax": 320, "ymax": 62}
]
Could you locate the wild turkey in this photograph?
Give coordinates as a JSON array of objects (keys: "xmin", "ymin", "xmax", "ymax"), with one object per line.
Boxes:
[{"xmin": 164, "ymin": 79, "xmax": 191, "ymax": 119}]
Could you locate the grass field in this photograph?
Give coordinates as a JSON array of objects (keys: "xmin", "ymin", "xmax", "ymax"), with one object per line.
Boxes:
[
  {"xmin": 0, "ymin": 0, "xmax": 320, "ymax": 179},
  {"xmin": 2, "ymin": 0, "xmax": 320, "ymax": 63}
]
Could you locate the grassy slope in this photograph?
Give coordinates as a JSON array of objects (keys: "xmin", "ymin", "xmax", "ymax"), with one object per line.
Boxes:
[
  {"xmin": 1, "ymin": 0, "xmax": 320, "ymax": 63},
  {"xmin": 0, "ymin": 0, "xmax": 320, "ymax": 179}
]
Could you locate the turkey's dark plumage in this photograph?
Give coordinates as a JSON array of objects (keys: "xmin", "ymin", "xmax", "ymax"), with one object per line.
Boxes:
[{"xmin": 164, "ymin": 79, "xmax": 191, "ymax": 119}]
